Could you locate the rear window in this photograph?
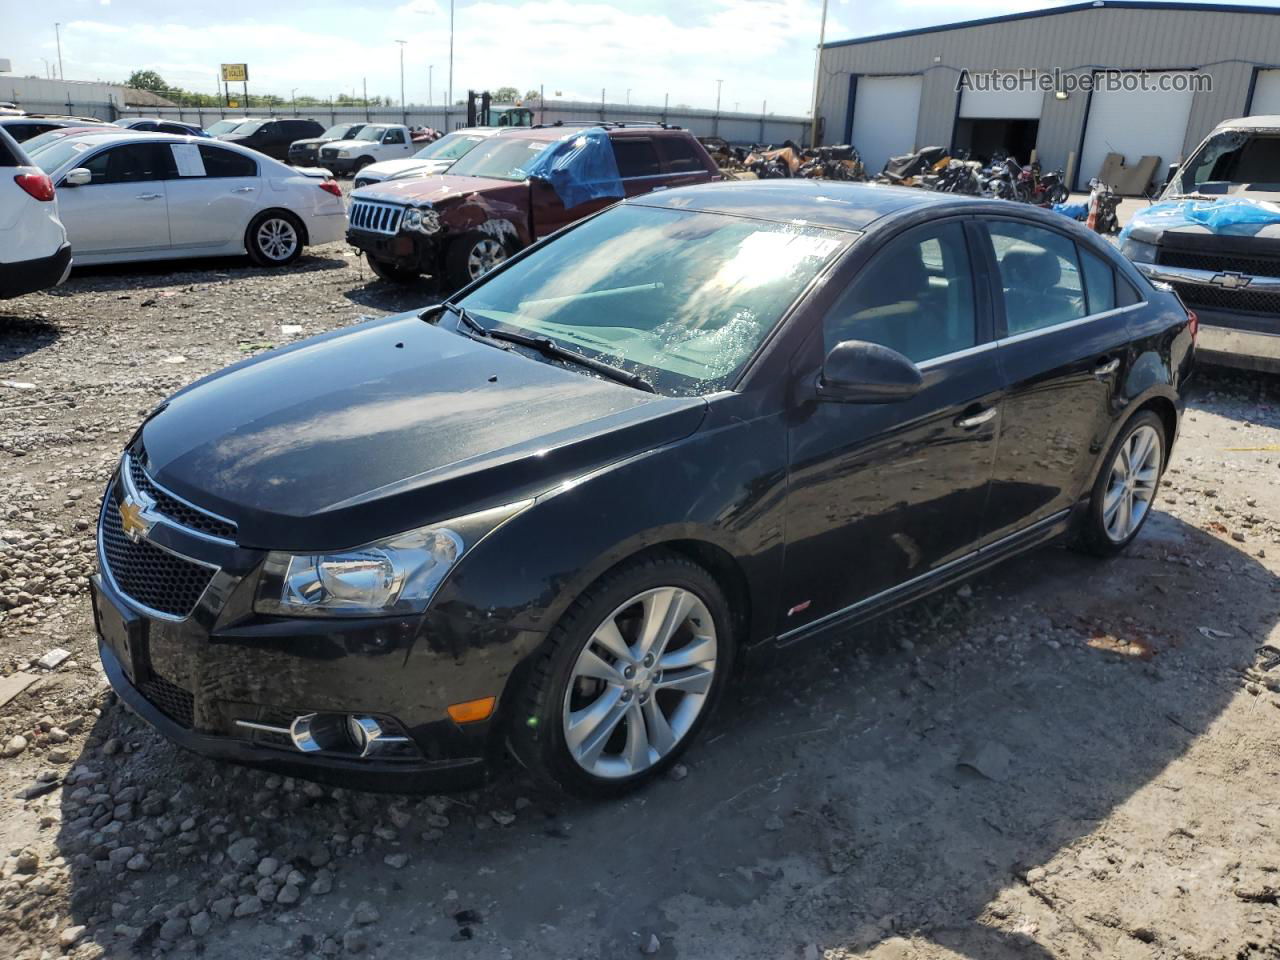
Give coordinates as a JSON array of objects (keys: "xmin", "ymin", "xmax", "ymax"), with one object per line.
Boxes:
[
  {"xmin": 612, "ymin": 138, "xmax": 661, "ymax": 177},
  {"xmin": 0, "ymin": 128, "xmax": 24, "ymax": 167},
  {"xmin": 659, "ymin": 136, "xmax": 706, "ymax": 173}
]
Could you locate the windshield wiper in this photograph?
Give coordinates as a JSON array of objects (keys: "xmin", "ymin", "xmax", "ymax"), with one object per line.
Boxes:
[
  {"xmin": 488, "ymin": 328, "xmax": 656, "ymax": 393},
  {"xmin": 439, "ymin": 301, "xmax": 494, "ymax": 339}
]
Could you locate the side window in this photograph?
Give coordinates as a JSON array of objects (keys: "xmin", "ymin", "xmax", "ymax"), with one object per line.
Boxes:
[
  {"xmin": 157, "ymin": 123, "xmax": 191, "ymax": 135},
  {"xmin": 197, "ymin": 145, "xmax": 257, "ymax": 178},
  {"xmin": 383, "ymin": 128, "xmax": 406, "ymax": 144},
  {"xmin": 988, "ymin": 221, "xmax": 1085, "ymax": 335},
  {"xmin": 134, "ymin": 121, "xmax": 158, "ymax": 132},
  {"xmin": 659, "ymin": 137, "xmax": 707, "ymax": 173},
  {"xmin": 613, "ymin": 138, "xmax": 661, "ymax": 178},
  {"xmin": 83, "ymin": 144, "xmax": 174, "ymax": 184},
  {"xmin": 822, "ymin": 221, "xmax": 977, "ymax": 363},
  {"xmin": 1116, "ymin": 274, "xmax": 1143, "ymax": 307},
  {"xmin": 1079, "ymin": 248, "xmax": 1117, "ymax": 314}
]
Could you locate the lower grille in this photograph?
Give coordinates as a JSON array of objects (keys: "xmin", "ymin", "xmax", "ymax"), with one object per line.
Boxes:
[
  {"xmin": 137, "ymin": 674, "xmax": 194, "ymax": 728},
  {"xmin": 1170, "ymin": 281, "xmax": 1280, "ymax": 317},
  {"xmin": 101, "ymin": 486, "xmax": 217, "ymax": 619}
]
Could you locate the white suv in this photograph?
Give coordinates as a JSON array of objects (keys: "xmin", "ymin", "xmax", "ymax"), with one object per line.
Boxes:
[
  {"xmin": 0, "ymin": 128, "xmax": 71, "ymax": 299},
  {"xmin": 352, "ymin": 128, "xmax": 501, "ymax": 190}
]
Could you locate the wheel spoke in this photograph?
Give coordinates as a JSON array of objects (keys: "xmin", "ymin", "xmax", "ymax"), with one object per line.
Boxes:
[
  {"xmin": 568, "ymin": 688, "xmax": 629, "ymax": 765},
  {"xmin": 621, "ymin": 701, "xmax": 651, "ymax": 771},
  {"xmin": 634, "ymin": 588, "xmax": 692, "ymax": 661},
  {"xmin": 575, "ymin": 648, "xmax": 625, "ymax": 685},
  {"xmin": 591, "ymin": 619, "xmax": 634, "ymax": 664},
  {"xmin": 1102, "ymin": 482, "xmax": 1125, "ymax": 519},
  {"xmin": 641, "ymin": 696, "xmax": 677, "ymax": 754},
  {"xmin": 658, "ymin": 635, "xmax": 715, "ymax": 671},
  {"xmin": 654, "ymin": 665, "xmax": 714, "ymax": 696}
]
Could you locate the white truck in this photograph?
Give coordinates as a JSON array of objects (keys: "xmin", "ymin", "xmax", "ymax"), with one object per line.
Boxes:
[{"xmin": 319, "ymin": 124, "xmax": 416, "ymax": 177}]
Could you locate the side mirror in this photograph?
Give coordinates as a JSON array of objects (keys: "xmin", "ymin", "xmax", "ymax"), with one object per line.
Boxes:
[
  {"xmin": 63, "ymin": 168, "xmax": 92, "ymax": 187},
  {"xmin": 817, "ymin": 339, "xmax": 924, "ymax": 403}
]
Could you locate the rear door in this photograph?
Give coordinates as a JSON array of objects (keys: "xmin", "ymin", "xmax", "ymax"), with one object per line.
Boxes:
[
  {"xmin": 165, "ymin": 143, "xmax": 261, "ymax": 249},
  {"xmin": 981, "ymin": 217, "xmax": 1141, "ymax": 540},
  {"xmin": 655, "ymin": 135, "xmax": 717, "ymax": 188},
  {"xmin": 781, "ymin": 219, "xmax": 1001, "ymax": 632},
  {"xmin": 56, "ymin": 142, "xmax": 174, "ymax": 256}
]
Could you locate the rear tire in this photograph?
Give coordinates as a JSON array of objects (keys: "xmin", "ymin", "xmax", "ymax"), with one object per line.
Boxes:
[
  {"xmin": 246, "ymin": 211, "xmax": 303, "ymax": 267},
  {"xmin": 444, "ymin": 232, "xmax": 510, "ymax": 291},
  {"xmin": 366, "ymin": 255, "xmax": 420, "ymax": 284},
  {"xmin": 508, "ymin": 551, "xmax": 735, "ymax": 798},
  {"xmin": 1077, "ymin": 410, "xmax": 1167, "ymax": 557}
]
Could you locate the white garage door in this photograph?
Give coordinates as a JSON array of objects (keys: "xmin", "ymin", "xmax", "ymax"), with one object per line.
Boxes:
[
  {"xmin": 851, "ymin": 75, "xmax": 922, "ymax": 175},
  {"xmin": 1079, "ymin": 71, "xmax": 1196, "ymax": 189},
  {"xmin": 959, "ymin": 86, "xmax": 1043, "ymax": 119},
  {"xmin": 1250, "ymin": 69, "xmax": 1280, "ymax": 116}
]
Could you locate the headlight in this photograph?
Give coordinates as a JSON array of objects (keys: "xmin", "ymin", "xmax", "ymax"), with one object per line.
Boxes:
[
  {"xmin": 339, "ymin": 149, "xmax": 354, "ymax": 158},
  {"xmin": 254, "ymin": 502, "xmax": 529, "ymax": 618},
  {"xmin": 403, "ymin": 208, "xmax": 422, "ymax": 229},
  {"xmin": 1119, "ymin": 238, "xmax": 1158, "ymax": 264}
]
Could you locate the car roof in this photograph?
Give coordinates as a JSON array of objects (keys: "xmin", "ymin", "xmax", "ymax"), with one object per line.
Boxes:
[
  {"xmin": 628, "ymin": 180, "xmax": 989, "ymax": 232},
  {"xmin": 1212, "ymin": 115, "xmax": 1280, "ymax": 131},
  {"xmin": 41, "ymin": 130, "xmax": 275, "ymax": 164}
]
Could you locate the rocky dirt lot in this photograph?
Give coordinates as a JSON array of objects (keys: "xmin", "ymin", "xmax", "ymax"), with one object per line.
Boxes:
[{"xmin": 1, "ymin": 242, "xmax": 1279, "ymax": 960}]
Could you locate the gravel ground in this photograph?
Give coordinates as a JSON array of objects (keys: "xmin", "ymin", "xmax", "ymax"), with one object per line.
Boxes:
[{"xmin": 1, "ymin": 241, "xmax": 1279, "ymax": 960}]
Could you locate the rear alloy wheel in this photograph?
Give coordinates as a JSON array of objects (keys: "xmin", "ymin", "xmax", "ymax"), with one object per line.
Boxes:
[
  {"xmin": 445, "ymin": 232, "xmax": 509, "ymax": 291},
  {"xmin": 366, "ymin": 254, "xmax": 420, "ymax": 285},
  {"xmin": 509, "ymin": 552, "xmax": 733, "ymax": 797},
  {"xmin": 246, "ymin": 211, "xmax": 303, "ymax": 267},
  {"xmin": 1078, "ymin": 410, "xmax": 1166, "ymax": 556}
]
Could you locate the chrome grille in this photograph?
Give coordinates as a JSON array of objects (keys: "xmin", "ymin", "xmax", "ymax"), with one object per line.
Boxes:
[
  {"xmin": 320, "ymin": 146, "xmax": 340, "ymax": 161},
  {"xmin": 100, "ymin": 484, "xmax": 217, "ymax": 619},
  {"xmin": 1168, "ymin": 281, "xmax": 1280, "ymax": 317},
  {"xmin": 349, "ymin": 199, "xmax": 405, "ymax": 236},
  {"xmin": 127, "ymin": 454, "xmax": 236, "ymax": 542},
  {"xmin": 1158, "ymin": 248, "xmax": 1280, "ymax": 279}
]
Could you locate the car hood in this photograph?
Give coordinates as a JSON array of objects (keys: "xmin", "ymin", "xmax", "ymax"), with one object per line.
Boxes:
[
  {"xmin": 364, "ymin": 158, "xmax": 451, "ymax": 179},
  {"xmin": 352, "ymin": 173, "xmax": 521, "ymax": 206},
  {"xmin": 322, "ymin": 138, "xmax": 372, "ymax": 151},
  {"xmin": 291, "ymin": 138, "xmax": 328, "ymax": 148},
  {"xmin": 1126, "ymin": 194, "xmax": 1280, "ymax": 242},
  {"xmin": 139, "ymin": 313, "xmax": 706, "ymax": 551}
]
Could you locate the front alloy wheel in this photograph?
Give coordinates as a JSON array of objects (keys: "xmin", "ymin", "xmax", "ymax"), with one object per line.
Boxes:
[
  {"xmin": 563, "ymin": 587, "xmax": 717, "ymax": 779},
  {"xmin": 509, "ymin": 551, "xmax": 733, "ymax": 797},
  {"xmin": 444, "ymin": 232, "xmax": 509, "ymax": 291}
]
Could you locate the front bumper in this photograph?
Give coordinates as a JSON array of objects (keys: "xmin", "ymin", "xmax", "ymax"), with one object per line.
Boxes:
[
  {"xmin": 322, "ymin": 156, "xmax": 358, "ymax": 175},
  {"xmin": 1136, "ymin": 260, "xmax": 1280, "ymax": 373},
  {"xmin": 90, "ymin": 464, "xmax": 521, "ymax": 793},
  {"xmin": 0, "ymin": 242, "xmax": 71, "ymax": 300},
  {"xmin": 346, "ymin": 226, "xmax": 439, "ymax": 269},
  {"xmin": 289, "ymin": 146, "xmax": 321, "ymax": 166}
]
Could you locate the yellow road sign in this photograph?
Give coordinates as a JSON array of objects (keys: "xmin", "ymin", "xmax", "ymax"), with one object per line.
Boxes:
[{"xmin": 221, "ymin": 63, "xmax": 248, "ymax": 83}]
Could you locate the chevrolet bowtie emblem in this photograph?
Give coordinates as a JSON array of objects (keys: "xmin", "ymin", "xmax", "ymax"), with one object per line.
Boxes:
[
  {"xmin": 118, "ymin": 497, "xmax": 152, "ymax": 543},
  {"xmin": 1210, "ymin": 271, "xmax": 1252, "ymax": 290}
]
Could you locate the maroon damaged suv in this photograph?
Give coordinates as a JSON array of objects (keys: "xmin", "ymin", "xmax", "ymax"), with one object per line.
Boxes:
[{"xmin": 345, "ymin": 123, "xmax": 720, "ymax": 290}]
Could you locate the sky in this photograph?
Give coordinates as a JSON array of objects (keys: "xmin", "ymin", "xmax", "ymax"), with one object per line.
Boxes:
[{"xmin": 1, "ymin": 0, "xmax": 1270, "ymax": 117}]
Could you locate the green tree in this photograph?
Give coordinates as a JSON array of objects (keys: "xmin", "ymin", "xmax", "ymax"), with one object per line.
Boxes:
[
  {"xmin": 524, "ymin": 89, "xmax": 540, "ymax": 101},
  {"xmin": 491, "ymin": 86, "xmax": 520, "ymax": 102},
  {"xmin": 127, "ymin": 69, "xmax": 167, "ymax": 92}
]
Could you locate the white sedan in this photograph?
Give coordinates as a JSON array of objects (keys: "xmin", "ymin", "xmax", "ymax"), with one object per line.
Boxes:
[
  {"xmin": 351, "ymin": 128, "xmax": 501, "ymax": 190},
  {"xmin": 32, "ymin": 131, "xmax": 346, "ymax": 267}
]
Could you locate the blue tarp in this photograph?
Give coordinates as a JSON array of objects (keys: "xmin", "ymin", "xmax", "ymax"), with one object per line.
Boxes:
[
  {"xmin": 1052, "ymin": 202, "xmax": 1089, "ymax": 221},
  {"xmin": 1121, "ymin": 197, "xmax": 1280, "ymax": 240},
  {"xmin": 517, "ymin": 126, "xmax": 623, "ymax": 209}
]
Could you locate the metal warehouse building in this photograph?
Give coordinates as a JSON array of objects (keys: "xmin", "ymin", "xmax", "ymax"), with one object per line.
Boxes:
[{"xmin": 814, "ymin": 0, "xmax": 1280, "ymax": 189}]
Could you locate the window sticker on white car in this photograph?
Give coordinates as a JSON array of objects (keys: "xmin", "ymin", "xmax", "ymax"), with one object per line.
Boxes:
[{"xmin": 171, "ymin": 143, "xmax": 206, "ymax": 178}]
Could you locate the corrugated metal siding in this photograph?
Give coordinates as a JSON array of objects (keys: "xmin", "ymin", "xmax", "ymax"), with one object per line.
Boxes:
[{"xmin": 818, "ymin": 6, "xmax": 1280, "ymax": 173}]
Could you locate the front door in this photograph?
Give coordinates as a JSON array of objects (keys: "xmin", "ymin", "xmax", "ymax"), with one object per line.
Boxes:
[
  {"xmin": 57, "ymin": 143, "xmax": 174, "ymax": 257},
  {"xmin": 979, "ymin": 218, "xmax": 1138, "ymax": 540},
  {"xmin": 781, "ymin": 220, "xmax": 1001, "ymax": 634}
]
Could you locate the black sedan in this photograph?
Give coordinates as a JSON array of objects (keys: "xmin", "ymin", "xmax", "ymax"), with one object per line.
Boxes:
[{"xmin": 91, "ymin": 182, "xmax": 1194, "ymax": 796}]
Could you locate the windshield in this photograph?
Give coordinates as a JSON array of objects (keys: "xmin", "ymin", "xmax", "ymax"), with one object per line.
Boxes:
[
  {"xmin": 22, "ymin": 129, "xmax": 78, "ymax": 154},
  {"xmin": 445, "ymin": 137, "xmax": 548, "ymax": 180},
  {"xmin": 458, "ymin": 204, "xmax": 847, "ymax": 396},
  {"xmin": 206, "ymin": 119, "xmax": 245, "ymax": 136},
  {"xmin": 355, "ymin": 126, "xmax": 388, "ymax": 142},
  {"xmin": 1170, "ymin": 130, "xmax": 1280, "ymax": 195},
  {"xmin": 228, "ymin": 120, "xmax": 266, "ymax": 135},
  {"xmin": 35, "ymin": 138, "xmax": 98, "ymax": 174},
  {"xmin": 321, "ymin": 123, "xmax": 358, "ymax": 139},
  {"xmin": 413, "ymin": 133, "xmax": 485, "ymax": 161}
]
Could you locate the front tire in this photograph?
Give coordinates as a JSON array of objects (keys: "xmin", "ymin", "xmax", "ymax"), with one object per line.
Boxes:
[
  {"xmin": 246, "ymin": 211, "xmax": 303, "ymax": 267},
  {"xmin": 1078, "ymin": 410, "xmax": 1166, "ymax": 556},
  {"xmin": 508, "ymin": 551, "xmax": 734, "ymax": 797},
  {"xmin": 366, "ymin": 254, "xmax": 420, "ymax": 284},
  {"xmin": 444, "ymin": 232, "xmax": 510, "ymax": 291}
]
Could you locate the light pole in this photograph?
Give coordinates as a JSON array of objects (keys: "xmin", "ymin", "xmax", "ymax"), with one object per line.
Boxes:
[
  {"xmin": 714, "ymin": 79, "xmax": 722, "ymax": 136},
  {"xmin": 447, "ymin": 0, "xmax": 454, "ymax": 117},
  {"xmin": 428, "ymin": 64, "xmax": 433, "ymax": 111},
  {"xmin": 625, "ymin": 88, "xmax": 630, "ymax": 105},
  {"xmin": 395, "ymin": 40, "xmax": 407, "ymax": 122},
  {"xmin": 54, "ymin": 22, "xmax": 63, "ymax": 79},
  {"xmin": 290, "ymin": 88, "xmax": 297, "ymax": 114},
  {"xmin": 808, "ymin": 0, "xmax": 829, "ymax": 147}
]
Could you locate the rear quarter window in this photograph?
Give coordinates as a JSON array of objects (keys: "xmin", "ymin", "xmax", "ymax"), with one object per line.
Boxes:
[{"xmin": 658, "ymin": 136, "xmax": 709, "ymax": 174}]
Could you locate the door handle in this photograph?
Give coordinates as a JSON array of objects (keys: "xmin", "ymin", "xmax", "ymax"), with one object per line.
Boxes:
[
  {"xmin": 135, "ymin": 193, "xmax": 162, "ymax": 200},
  {"xmin": 1094, "ymin": 358, "xmax": 1120, "ymax": 377},
  {"xmin": 232, "ymin": 186, "xmax": 255, "ymax": 193},
  {"xmin": 954, "ymin": 407, "xmax": 998, "ymax": 429}
]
